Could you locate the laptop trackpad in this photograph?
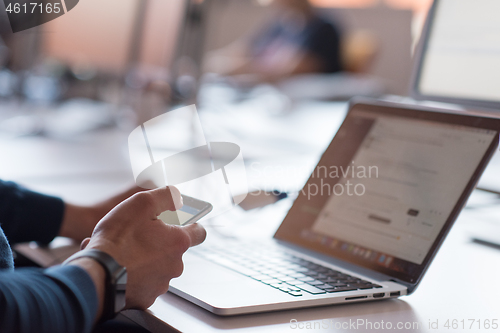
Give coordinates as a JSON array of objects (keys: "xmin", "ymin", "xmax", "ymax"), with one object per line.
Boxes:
[{"xmin": 169, "ymin": 251, "xmax": 295, "ymax": 310}]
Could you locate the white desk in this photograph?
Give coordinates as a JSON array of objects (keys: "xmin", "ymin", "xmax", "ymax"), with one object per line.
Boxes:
[{"xmin": 2, "ymin": 100, "xmax": 500, "ymax": 332}]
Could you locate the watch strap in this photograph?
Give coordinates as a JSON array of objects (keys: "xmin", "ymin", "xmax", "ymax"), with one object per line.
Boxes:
[{"xmin": 63, "ymin": 249, "xmax": 127, "ymax": 321}]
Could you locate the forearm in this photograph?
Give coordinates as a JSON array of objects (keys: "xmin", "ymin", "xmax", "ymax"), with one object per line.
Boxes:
[
  {"xmin": 0, "ymin": 264, "xmax": 102, "ymax": 333},
  {"xmin": 59, "ymin": 186, "xmax": 143, "ymax": 241}
]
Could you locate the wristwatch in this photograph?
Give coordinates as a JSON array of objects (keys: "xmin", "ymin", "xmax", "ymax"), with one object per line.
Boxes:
[{"xmin": 64, "ymin": 249, "xmax": 127, "ymax": 321}]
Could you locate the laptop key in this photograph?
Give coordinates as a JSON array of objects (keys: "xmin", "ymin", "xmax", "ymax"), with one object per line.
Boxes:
[
  {"xmin": 304, "ymin": 271, "xmax": 320, "ymax": 277},
  {"xmin": 285, "ymin": 279, "xmax": 306, "ymax": 286},
  {"xmin": 298, "ymin": 284, "xmax": 326, "ymax": 294},
  {"xmin": 288, "ymin": 291, "xmax": 303, "ymax": 296},
  {"xmin": 325, "ymin": 287, "xmax": 357, "ymax": 293},
  {"xmin": 324, "ymin": 269, "xmax": 342, "ymax": 275},
  {"xmin": 276, "ymin": 261, "xmax": 298, "ymax": 267},
  {"xmin": 306, "ymin": 280, "xmax": 325, "ymax": 286},
  {"xmin": 305, "ymin": 272, "xmax": 327, "ymax": 279},
  {"xmin": 304, "ymin": 263, "xmax": 321, "ymax": 270},
  {"xmin": 337, "ymin": 278, "xmax": 355, "ymax": 283},
  {"xmin": 250, "ymin": 274, "xmax": 270, "ymax": 281},
  {"xmin": 295, "ymin": 267, "xmax": 309, "ymax": 272},
  {"xmin": 319, "ymin": 277, "xmax": 338, "ymax": 283},
  {"xmin": 278, "ymin": 276, "xmax": 295, "ymax": 282},
  {"xmin": 259, "ymin": 269, "xmax": 278, "ymax": 275},
  {"xmin": 277, "ymin": 269, "xmax": 297, "ymax": 275},
  {"xmin": 261, "ymin": 279, "xmax": 282, "ymax": 285},
  {"xmin": 315, "ymin": 267, "xmax": 330, "ymax": 273},
  {"xmin": 297, "ymin": 276, "xmax": 315, "ymax": 282},
  {"xmin": 358, "ymin": 285, "xmax": 375, "ymax": 290},
  {"xmin": 269, "ymin": 274, "xmax": 288, "ymax": 280},
  {"xmin": 315, "ymin": 284, "xmax": 334, "ymax": 290},
  {"xmin": 284, "ymin": 284, "xmax": 302, "ymax": 292},
  {"xmin": 270, "ymin": 283, "xmax": 284, "ymax": 289},
  {"xmin": 289, "ymin": 273, "xmax": 306, "ymax": 278},
  {"xmin": 348, "ymin": 283, "xmax": 375, "ymax": 289},
  {"xmin": 213, "ymin": 259, "xmax": 261, "ymax": 276}
]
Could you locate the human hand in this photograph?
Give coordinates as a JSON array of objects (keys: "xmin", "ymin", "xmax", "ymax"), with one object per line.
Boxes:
[{"xmin": 79, "ymin": 186, "xmax": 206, "ymax": 310}]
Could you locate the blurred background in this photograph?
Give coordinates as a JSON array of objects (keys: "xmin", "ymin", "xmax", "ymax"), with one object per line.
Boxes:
[
  {"xmin": 0, "ymin": 0, "xmax": 432, "ymax": 110},
  {"xmin": 0, "ymin": 0, "xmax": 433, "ymax": 206}
]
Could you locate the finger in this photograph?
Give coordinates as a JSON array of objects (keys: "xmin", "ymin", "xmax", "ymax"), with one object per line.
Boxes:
[
  {"xmin": 80, "ymin": 237, "xmax": 91, "ymax": 250},
  {"xmin": 150, "ymin": 186, "xmax": 183, "ymax": 215},
  {"xmin": 129, "ymin": 186, "xmax": 183, "ymax": 219},
  {"xmin": 182, "ymin": 223, "xmax": 207, "ymax": 247}
]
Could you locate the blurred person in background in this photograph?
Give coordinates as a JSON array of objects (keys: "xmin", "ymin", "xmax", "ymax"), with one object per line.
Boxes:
[{"xmin": 206, "ymin": 0, "xmax": 343, "ymax": 83}]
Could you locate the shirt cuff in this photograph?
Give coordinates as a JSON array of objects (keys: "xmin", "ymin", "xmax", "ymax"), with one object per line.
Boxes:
[{"xmin": 45, "ymin": 265, "xmax": 99, "ymax": 332}]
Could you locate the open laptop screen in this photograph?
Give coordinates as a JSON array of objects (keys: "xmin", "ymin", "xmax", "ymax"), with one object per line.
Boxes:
[
  {"xmin": 412, "ymin": 0, "xmax": 500, "ymax": 110},
  {"xmin": 275, "ymin": 102, "xmax": 499, "ymax": 284}
]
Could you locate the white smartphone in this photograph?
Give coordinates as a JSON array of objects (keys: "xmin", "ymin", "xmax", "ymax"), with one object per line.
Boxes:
[{"xmin": 159, "ymin": 195, "xmax": 213, "ymax": 226}]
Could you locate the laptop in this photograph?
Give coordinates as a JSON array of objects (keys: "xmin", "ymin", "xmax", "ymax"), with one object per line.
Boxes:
[
  {"xmin": 411, "ymin": 0, "xmax": 500, "ymax": 112},
  {"xmin": 169, "ymin": 99, "xmax": 500, "ymax": 315},
  {"xmin": 410, "ymin": 0, "xmax": 500, "ymax": 246}
]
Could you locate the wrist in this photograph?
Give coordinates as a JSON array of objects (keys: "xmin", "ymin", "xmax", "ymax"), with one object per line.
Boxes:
[
  {"xmin": 64, "ymin": 249, "xmax": 128, "ymax": 322},
  {"xmin": 67, "ymin": 258, "xmax": 106, "ymax": 322}
]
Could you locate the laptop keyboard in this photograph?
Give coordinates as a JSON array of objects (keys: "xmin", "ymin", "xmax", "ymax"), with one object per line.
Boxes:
[{"xmin": 190, "ymin": 243, "xmax": 382, "ymax": 297}]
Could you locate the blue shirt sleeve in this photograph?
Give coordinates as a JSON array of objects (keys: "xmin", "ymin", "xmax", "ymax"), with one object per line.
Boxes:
[
  {"xmin": 0, "ymin": 180, "xmax": 98, "ymax": 332},
  {"xmin": 0, "ymin": 180, "xmax": 65, "ymax": 245},
  {"xmin": 0, "ymin": 265, "xmax": 98, "ymax": 333}
]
